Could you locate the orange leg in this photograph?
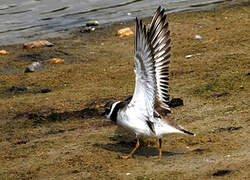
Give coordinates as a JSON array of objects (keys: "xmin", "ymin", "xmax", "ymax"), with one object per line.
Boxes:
[
  {"xmin": 121, "ymin": 138, "xmax": 140, "ymax": 159},
  {"xmin": 158, "ymin": 138, "xmax": 162, "ymax": 158},
  {"xmin": 153, "ymin": 138, "xmax": 162, "ymax": 158}
]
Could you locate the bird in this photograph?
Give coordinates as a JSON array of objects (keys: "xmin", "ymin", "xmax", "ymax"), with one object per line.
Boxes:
[{"xmin": 103, "ymin": 6, "xmax": 195, "ymax": 159}]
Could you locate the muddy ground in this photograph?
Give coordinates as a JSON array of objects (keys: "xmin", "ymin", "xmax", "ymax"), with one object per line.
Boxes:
[{"xmin": 0, "ymin": 3, "xmax": 249, "ymax": 180}]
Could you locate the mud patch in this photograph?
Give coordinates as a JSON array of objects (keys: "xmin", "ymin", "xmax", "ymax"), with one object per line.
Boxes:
[
  {"xmin": 169, "ymin": 98, "xmax": 184, "ymax": 107},
  {"xmin": 13, "ymin": 140, "xmax": 29, "ymax": 146},
  {"xmin": 212, "ymin": 170, "xmax": 231, "ymax": 176},
  {"xmin": 17, "ymin": 53, "xmax": 47, "ymax": 62},
  {"xmin": 14, "ymin": 107, "xmax": 100, "ymax": 125},
  {"xmin": 3, "ymin": 86, "xmax": 53, "ymax": 97},
  {"xmin": 217, "ymin": 126, "xmax": 243, "ymax": 133},
  {"xmin": 72, "ymin": 170, "xmax": 80, "ymax": 174},
  {"xmin": 45, "ymin": 128, "xmax": 77, "ymax": 135},
  {"xmin": 192, "ymin": 148, "xmax": 207, "ymax": 154},
  {"xmin": 171, "ymin": 70, "xmax": 194, "ymax": 76},
  {"xmin": 46, "ymin": 129, "xmax": 66, "ymax": 135},
  {"xmin": 212, "ymin": 92, "xmax": 229, "ymax": 97},
  {"xmin": 8, "ymin": 86, "xmax": 28, "ymax": 92},
  {"xmin": 1, "ymin": 86, "xmax": 29, "ymax": 97},
  {"xmin": 39, "ymin": 89, "xmax": 51, "ymax": 93}
]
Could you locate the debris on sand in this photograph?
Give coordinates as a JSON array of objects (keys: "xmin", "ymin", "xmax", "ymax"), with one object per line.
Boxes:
[
  {"xmin": 212, "ymin": 170, "xmax": 231, "ymax": 176},
  {"xmin": 194, "ymin": 34, "xmax": 203, "ymax": 40},
  {"xmin": 39, "ymin": 89, "xmax": 51, "ymax": 93},
  {"xmin": 49, "ymin": 58, "xmax": 64, "ymax": 64},
  {"xmin": 24, "ymin": 62, "xmax": 43, "ymax": 73},
  {"xmin": 185, "ymin": 54, "xmax": 192, "ymax": 59},
  {"xmin": 117, "ymin": 27, "xmax": 134, "ymax": 37},
  {"xmin": 0, "ymin": 49, "xmax": 9, "ymax": 55},
  {"xmin": 169, "ymin": 98, "xmax": 184, "ymax": 107},
  {"xmin": 80, "ymin": 26, "xmax": 95, "ymax": 33},
  {"xmin": 23, "ymin": 40, "xmax": 54, "ymax": 49}
]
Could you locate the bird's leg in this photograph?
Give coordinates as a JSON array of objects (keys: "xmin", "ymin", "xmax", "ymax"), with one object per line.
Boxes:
[
  {"xmin": 121, "ymin": 138, "xmax": 140, "ymax": 159},
  {"xmin": 158, "ymin": 138, "xmax": 162, "ymax": 158},
  {"xmin": 153, "ymin": 138, "xmax": 162, "ymax": 158}
]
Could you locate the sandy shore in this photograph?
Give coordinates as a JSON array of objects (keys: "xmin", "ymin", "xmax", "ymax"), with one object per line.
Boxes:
[{"xmin": 0, "ymin": 3, "xmax": 249, "ymax": 179}]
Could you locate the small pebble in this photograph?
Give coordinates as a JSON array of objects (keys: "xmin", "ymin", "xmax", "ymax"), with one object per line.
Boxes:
[
  {"xmin": 49, "ymin": 58, "xmax": 64, "ymax": 64},
  {"xmin": 25, "ymin": 62, "xmax": 43, "ymax": 73},
  {"xmin": 194, "ymin": 35, "xmax": 203, "ymax": 40},
  {"xmin": 185, "ymin": 54, "xmax": 192, "ymax": 59},
  {"xmin": 86, "ymin": 20, "xmax": 99, "ymax": 26},
  {"xmin": 117, "ymin": 27, "xmax": 134, "ymax": 37},
  {"xmin": 0, "ymin": 49, "xmax": 9, "ymax": 55}
]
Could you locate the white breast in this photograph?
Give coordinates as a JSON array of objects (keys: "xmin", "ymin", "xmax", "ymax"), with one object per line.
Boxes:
[
  {"xmin": 116, "ymin": 106, "xmax": 183, "ymax": 138},
  {"xmin": 116, "ymin": 107, "xmax": 154, "ymax": 137}
]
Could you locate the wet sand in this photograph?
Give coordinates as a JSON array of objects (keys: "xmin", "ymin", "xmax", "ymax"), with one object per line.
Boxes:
[{"xmin": 0, "ymin": 3, "xmax": 249, "ymax": 179}]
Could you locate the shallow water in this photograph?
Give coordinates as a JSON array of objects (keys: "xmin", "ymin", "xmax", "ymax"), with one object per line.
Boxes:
[{"xmin": 0, "ymin": 0, "xmax": 246, "ymax": 45}]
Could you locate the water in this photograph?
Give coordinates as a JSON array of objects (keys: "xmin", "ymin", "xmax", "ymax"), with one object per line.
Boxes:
[{"xmin": 0, "ymin": 0, "xmax": 246, "ymax": 45}]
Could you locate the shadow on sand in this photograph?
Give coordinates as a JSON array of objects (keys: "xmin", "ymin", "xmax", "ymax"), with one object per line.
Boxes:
[{"xmin": 93, "ymin": 141, "xmax": 184, "ymax": 158}]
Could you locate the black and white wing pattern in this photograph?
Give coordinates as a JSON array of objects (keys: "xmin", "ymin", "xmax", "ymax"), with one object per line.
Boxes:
[
  {"xmin": 128, "ymin": 18, "xmax": 156, "ymax": 121},
  {"xmin": 129, "ymin": 6, "xmax": 171, "ymax": 123},
  {"xmin": 147, "ymin": 7, "xmax": 171, "ymax": 114}
]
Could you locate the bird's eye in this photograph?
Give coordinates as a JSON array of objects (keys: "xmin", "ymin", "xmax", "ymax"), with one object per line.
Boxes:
[{"xmin": 105, "ymin": 107, "xmax": 111, "ymax": 112}]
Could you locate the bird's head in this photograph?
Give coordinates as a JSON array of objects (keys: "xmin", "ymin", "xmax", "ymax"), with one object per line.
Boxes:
[
  {"xmin": 102, "ymin": 101, "xmax": 121, "ymax": 121},
  {"xmin": 102, "ymin": 101, "xmax": 113, "ymax": 118}
]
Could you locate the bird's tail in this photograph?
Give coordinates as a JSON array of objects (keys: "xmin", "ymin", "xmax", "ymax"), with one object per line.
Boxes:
[{"xmin": 180, "ymin": 128, "xmax": 196, "ymax": 136}]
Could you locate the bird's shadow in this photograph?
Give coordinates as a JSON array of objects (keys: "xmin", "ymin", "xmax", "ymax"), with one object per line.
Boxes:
[
  {"xmin": 93, "ymin": 127, "xmax": 185, "ymax": 158},
  {"xmin": 93, "ymin": 142, "xmax": 183, "ymax": 158}
]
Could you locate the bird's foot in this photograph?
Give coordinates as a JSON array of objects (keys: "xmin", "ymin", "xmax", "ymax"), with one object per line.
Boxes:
[
  {"xmin": 152, "ymin": 154, "xmax": 162, "ymax": 159},
  {"xmin": 120, "ymin": 154, "xmax": 133, "ymax": 159}
]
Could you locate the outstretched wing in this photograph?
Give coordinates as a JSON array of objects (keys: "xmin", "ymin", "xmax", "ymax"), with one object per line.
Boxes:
[
  {"xmin": 127, "ymin": 7, "xmax": 194, "ymax": 136},
  {"xmin": 128, "ymin": 18, "xmax": 156, "ymax": 122},
  {"xmin": 147, "ymin": 7, "xmax": 171, "ymax": 115},
  {"xmin": 128, "ymin": 6, "xmax": 171, "ymax": 124}
]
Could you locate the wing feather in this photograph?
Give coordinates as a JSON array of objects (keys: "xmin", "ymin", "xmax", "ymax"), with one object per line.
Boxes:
[
  {"xmin": 129, "ymin": 18, "xmax": 156, "ymax": 121},
  {"xmin": 129, "ymin": 6, "xmax": 171, "ymax": 126},
  {"xmin": 147, "ymin": 7, "xmax": 171, "ymax": 113}
]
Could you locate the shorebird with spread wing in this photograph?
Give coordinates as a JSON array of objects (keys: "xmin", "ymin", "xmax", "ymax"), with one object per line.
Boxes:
[{"xmin": 103, "ymin": 6, "xmax": 195, "ymax": 159}]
